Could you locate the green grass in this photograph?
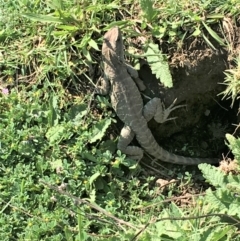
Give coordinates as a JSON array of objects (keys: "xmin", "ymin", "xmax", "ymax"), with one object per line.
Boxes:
[{"xmin": 0, "ymin": 0, "xmax": 240, "ymax": 240}]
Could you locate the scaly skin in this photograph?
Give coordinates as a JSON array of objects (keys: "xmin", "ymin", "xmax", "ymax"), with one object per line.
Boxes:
[{"xmin": 101, "ymin": 27, "xmax": 218, "ymax": 165}]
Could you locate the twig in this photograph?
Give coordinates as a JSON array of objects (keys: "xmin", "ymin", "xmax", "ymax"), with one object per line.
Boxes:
[
  {"xmin": 40, "ymin": 180, "xmax": 140, "ymax": 231},
  {"xmin": 136, "ymin": 193, "xmax": 205, "ymax": 211}
]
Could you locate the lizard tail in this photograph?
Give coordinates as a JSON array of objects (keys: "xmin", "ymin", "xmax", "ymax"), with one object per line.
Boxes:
[
  {"xmin": 159, "ymin": 148, "xmax": 219, "ymax": 165},
  {"xmin": 135, "ymin": 125, "xmax": 218, "ymax": 165}
]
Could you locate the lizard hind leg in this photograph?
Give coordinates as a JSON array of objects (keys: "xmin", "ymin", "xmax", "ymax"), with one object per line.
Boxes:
[
  {"xmin": 117, "ymin": 125, "xmax": 144, "ymax": 160},
  {"xmin": 143, "ymin": 97, "xmax": 186, "ymax": 123}
]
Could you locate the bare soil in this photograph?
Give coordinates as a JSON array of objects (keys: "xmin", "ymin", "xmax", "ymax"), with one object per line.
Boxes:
[{"xmin": 138, "ymin": 27, "xmax": 240, "ymax": 162}]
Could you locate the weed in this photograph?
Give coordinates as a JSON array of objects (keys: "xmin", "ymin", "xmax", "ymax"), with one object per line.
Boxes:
[{"xmin": 219, "ymin": 55, "xmax": 240, "ymax": 107}]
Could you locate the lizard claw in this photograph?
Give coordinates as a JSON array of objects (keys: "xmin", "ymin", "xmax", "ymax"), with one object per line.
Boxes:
[{"xmin": 154, "ymin": 98, "xmax": 186, "ymax": 123}]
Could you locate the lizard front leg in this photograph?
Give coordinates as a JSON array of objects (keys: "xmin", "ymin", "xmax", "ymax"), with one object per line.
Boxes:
[
  {"xmin": 125, "ymin": 63, "xmax": 146, "ymax": 91},
  {"xmin": 95, "ymin": 75, "xmax": 110, "ymax": 95},
  {"xmin": 96, "ymin": 74, "xmax": 143, "ymax": 160}
]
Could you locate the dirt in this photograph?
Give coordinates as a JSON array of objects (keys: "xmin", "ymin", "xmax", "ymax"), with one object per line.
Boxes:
[{"xmin": 138, "ymin": 34, "xmax": 240, "ymax": 160}]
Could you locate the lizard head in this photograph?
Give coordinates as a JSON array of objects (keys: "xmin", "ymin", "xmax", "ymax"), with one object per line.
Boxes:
[{"xmin": 102, "ymin": 27, "xmax": 124, "ymax": 61}]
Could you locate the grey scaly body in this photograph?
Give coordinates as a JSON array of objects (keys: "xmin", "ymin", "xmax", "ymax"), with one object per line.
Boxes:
[{"xmin": 100, "ymin": 27, "xmax": 218, "ymax": 165}]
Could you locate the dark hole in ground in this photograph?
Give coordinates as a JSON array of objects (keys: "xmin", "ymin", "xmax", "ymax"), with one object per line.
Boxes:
[
  {"xmin": 160, "ymin": 98, "xmax": 238, "ymax": 161},
  {"xmin": 137, "ymin": 46, "xmax": 239, "ymax": 165}
]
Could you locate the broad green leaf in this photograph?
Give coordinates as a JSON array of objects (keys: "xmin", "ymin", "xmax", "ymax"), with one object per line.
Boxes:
[
  {"xmin": 81, "ymin": 152, "xmax": 98, "ymax": 162},
  {"xmin": 155, "ymin": 217, "xmax": 182, "ymax": 239},
  {"xmin": 46, "ymin": 124, "xmax": 65, "ymax": 144},
  {"xmin": 48, "ymin": 95, "xmax": 59, "ymax": 127},
  {"xmin": 64, "ymin": 226, "xmax": 74, "ymax": 241},
  {"xmin": 225, "ymin": 133, "xmax": 237, "ymax": 146},
  {"xmin": 18, "ymin": 141, "xmax": 34, "ymax": 156},
  {"xmin": 198, "ymin": 163, "xmax": 226, "ymax": 187},
  {"xmin": 89, "ymin": 118, "xmax": 111, "ymax": 143},
  {"xmin": 104, "ymin": 20, "xmax": 129, "ymax": 29},
  {"xmin": 48, "ymin": 0, "xmax": 64, "ymax": 10},
  {"xmin": 168, "ymin": 30, "xmax": 176, "ymax": 36},
  {"xmin": 68, "ymin": 103, "xmax": 88, "ymax": 122},
  {"xmin": 94, "ymin": 178, "xmax": 105, "ymax": 190},
  {"xmin": 50, "ymin": 159, "xmax": 63, "ymax": 170},
  {"xmin": 228, "ymin": 203, "xmax": 240, "ymax": 217},
  {"xmin": 201, "ymin": 225, "xmax": 233, "ymax": 241},
  {"xmin": 51, "ymin": 30, "xmax": 70, "ymax": 36},
  {"xmin": 199, "ymin": 227, "xmax": 214, "ymax": 241},
  {"xmin": 88, "ymin": 39, "xmax": 100, "ymax": 51},
  {"xmin": 139, "ymin": 0, "xmax": 158, "ymax": 22},
  {"xmin": 205, "ymin": 189, "xmax": 227, "ymax": 211},
  {"xmin": 100, "ymin": 140, "xmax": 116, "ymax": 153},
  {"xmin": 145, "ymin": 43, "xmax": 173, "ymax": 87}
]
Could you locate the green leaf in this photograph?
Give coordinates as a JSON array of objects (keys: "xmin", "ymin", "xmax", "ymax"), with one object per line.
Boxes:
[
  {"xmin": 48, "ymin": 95, "xmax": 59, "ymax": 127},
  {"xmin": 206, "ymin": 14, "xmax": 224, "ymax": 19},
  {"xmin": 45, "ymin": 124, "xmax": 65, "ymax": 144},
  {"xmin": 202, "ymin": 32, "xmax": 216, "ymax": 50},
  {"xmin": 198, "ymin": 163, "xmax": 227, "ymax": 187},
  {"xmin": 89, "ymin": 172, "xmax": 101, "ymax": 186},
  {"xmin": 50, "ymin": 159, "xmax": 63, "ymax": 170},
  {"xmin": 22, "ymin": 13, "xmax": 63, "ymax": 23},
  {"xmin": 145, "ymin": 43, "xmax": 173, "ymax": 87},
  {"xmin": 225, "ymin": 134, "xmax": 240, "ymax": 162},
  {"xmin": 202, "ymin": 21, "xmax": 226, "ymax": 46},
  {"xmin": 89, "ymin": 189, "xmax": 96, "ymax": 202},
  {"xmin": 68, "ymin": 103, "xmax": 88, "ymax": 122},
  {"xmin": 82, "ymin": 47, "xmax": 92, "ymax": 62},
  {"xmin": 228, "ymin": 203, "xmax": 240, "ymax": 217},
  {"xmin": 203, "ymin": 225, "xmax": 233, "ymax": 241},
  {"xmin": 226, "ymin": 182, "xmax": 240, "ymax": 193},
  {"xmin": 89, "ymin": 118, "xmax": 112, "ymax": 143},
  {"xmin": 218, "ymin": 55, "xmax": 240, "ymax": 108},
  {"xmin": 192, "ymin": 27, "xmax": 201, "ymax": 37},
  {"xmin": 88, "ymin": 39, "xmax": 100, "ymax": 51},
  {"xmin": 139, "ymin": 0, "xmax": 158, "ymax": 22},
  {"xmin": 100, "ymin": 140, "xmax": 116, "ymax": 153},
  {"xmin": 81, "ymin": 152, "xmax": 98, "ymax": 162},
  {"xmin": 56, "ymin": 25, "xmax": 79, "ymax": 31},
  {"xmin": 48, "ymin": 0, "xmax": 64, "ymax": 10},
  {"xmin": 18, "ymin": 140, "xmax": 35, "ymax": 156},
  {"xmin": 78, "ymin": 32, "xmax": 92, "ymax": 48},
  {"xmin": 205, "ymin": 189, "xmax": 228, "ymax": 212}
]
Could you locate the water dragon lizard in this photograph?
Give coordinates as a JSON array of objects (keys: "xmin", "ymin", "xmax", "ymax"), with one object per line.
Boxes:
[{"xmin": 99, "ymin": 26, "xmax": 218, "ymax": 165}]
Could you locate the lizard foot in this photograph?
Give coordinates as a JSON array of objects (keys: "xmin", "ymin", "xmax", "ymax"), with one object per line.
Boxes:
[
  {"xmin": 117, "ymin": 125, "xmax": 144, "ymax": 160},
  {"xmin": 154, "ymin": 98, "xmax": 186, "ymax": 123}
]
